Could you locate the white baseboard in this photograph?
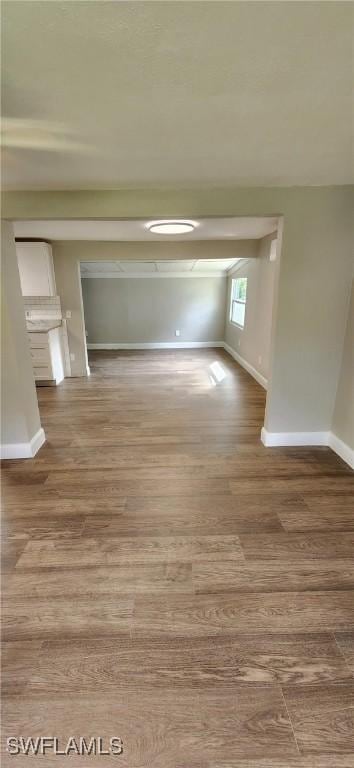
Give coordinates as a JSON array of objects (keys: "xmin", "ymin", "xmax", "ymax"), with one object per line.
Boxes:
[
  {"xmin": 261, "ymin": 427, "xmax": 353, "ymax": 469},
  {"xmin": 1, "ymin": 427, "xmax": 46, "ymax": 460},
  {"xmin": 30, "ymin": 427, "xmax": 46, "ymax": 456},
  {"xmin": 87, "ymin": 341, "xmax": 224, "ymax": 350},
  {"xmin": 223, "ymin": 342, "xmax": 268, "ymax": 389},
  {"xmin": 261, "ymin": 427, "xmax": 330, "ymax": 447},
  {"xmin": 328, "ymin": 432, "xmax": 354, "ymax": 470}
]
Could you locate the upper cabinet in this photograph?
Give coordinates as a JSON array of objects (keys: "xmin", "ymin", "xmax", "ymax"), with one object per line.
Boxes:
[{"xmin": 17, "ymin": 242, "xmax": 56, "ymax": 297}]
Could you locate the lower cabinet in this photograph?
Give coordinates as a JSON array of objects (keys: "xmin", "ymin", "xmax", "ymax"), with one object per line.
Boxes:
[{"xmin": 29, "ymin": 329, "xmax": 64, "ymax": 385}]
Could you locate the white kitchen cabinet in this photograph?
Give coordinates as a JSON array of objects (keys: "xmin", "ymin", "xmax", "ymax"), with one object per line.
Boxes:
[
  {"xmin": 17, "ymin": 242, "xmax": 56, "ymax": 296},
  {"xmin": 29, "ymin": 328, "xmax": 64, "ymax": 384}
]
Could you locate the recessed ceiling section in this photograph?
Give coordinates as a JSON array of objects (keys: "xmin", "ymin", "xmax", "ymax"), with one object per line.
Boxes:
[
  {"xmin": 13, "ymin": 216, "xmax": 278, "ymax": 242},
  {"xmin": 156, "ymin": 261, "xmax": 196, "ymax": 272},
  {"xmin": 80, "ymin": 259, "xmax": 240, "ymax": 277}
]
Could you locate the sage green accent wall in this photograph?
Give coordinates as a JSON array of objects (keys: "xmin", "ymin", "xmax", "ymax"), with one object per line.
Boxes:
[
  {"xmin": 82, "ymin": 277, "xmax": 227, "ymax": 345},
  {"xmin": 1, "ymin": 221, "xmax": 42, "ymax": 449},
  {"xmin": 4, "ymin": 185, "xmax": 354, "ymax": 437}
]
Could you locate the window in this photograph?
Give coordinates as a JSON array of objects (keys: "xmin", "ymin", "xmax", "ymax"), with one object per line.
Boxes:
[{"xmin": 230, "ymin": 277, "xmax": 247, "ymax": 327}]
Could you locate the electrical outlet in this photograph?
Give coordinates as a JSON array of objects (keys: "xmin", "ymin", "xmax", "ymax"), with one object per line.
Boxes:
[
  {"xmin": 175, "ymin": 330, "xmax": 180, "ymax": 337},
  {"xmin": 258, "ymin": 355, "xmax": 262, "ymax": 365},
  {"xmin": 66, "ymin": 310, "xmax": 72, "ymax": 319},
  {"xmin": 238, "ymin": 339, "xmax": 241, "ymax": 348},
  {"xmin": 70, "ymin": 353, "xmax": 75, "ymax": 361}
]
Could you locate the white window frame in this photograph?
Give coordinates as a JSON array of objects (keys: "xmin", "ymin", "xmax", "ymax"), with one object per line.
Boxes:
[{"xmin": 230, "ymin": 277, "xmax": 248, "ymax": 328}]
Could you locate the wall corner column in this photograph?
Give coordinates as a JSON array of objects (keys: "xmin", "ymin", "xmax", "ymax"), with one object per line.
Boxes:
[{"xmin": 1, "ymin": 220, "xmax": 45, "ymax": 459}]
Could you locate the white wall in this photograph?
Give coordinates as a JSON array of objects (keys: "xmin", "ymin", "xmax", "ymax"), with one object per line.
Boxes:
[
  {"xmin": 225, "ymin": 234, "xmax": 277, "ymax": 383},
  {"xmin": 1, "ymin": 221, "xmax": 44, "ymax": 458},
  {"xmin": 331, "ymin": 277, "xmax": 354, "ymax": 452},
  {"xmin": 82, "ymin": 276, "xmax": 227, "ymax": 345}
]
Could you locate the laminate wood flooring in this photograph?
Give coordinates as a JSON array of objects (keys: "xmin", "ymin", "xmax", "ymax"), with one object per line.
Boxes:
[{"xmin": 2, "ymin": 349, "xmax": 354, "ymax": 767}]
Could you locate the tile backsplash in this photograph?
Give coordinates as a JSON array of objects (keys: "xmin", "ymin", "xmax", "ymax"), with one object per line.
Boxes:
[{"xmin": 23, "ymin": 296, "xmax": 62, "ymax": 320}]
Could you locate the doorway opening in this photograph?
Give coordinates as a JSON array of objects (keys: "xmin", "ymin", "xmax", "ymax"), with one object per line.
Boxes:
[{"xmin": 12, "ymin": 214, "xmax": 282, "ymax": 451}]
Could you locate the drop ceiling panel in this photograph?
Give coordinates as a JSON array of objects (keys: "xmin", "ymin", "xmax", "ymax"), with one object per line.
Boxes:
[
  {"xmin": 79, "ymin": 258, "xmax": 244, "ymax": 276},
  {"xmin": 81, "ymin": 261, "xmax": 121, "ymax": 272},
  {"xmin": 193, "ymin": 259, "xmax": 238, "ymax": 271},
  {"xmin": 120, "ymin": 261, "xmax": 156, "ymax": 273},
  {"xmin": 156, "ymin": 261, "xmax": 196, "ymax": 272}
]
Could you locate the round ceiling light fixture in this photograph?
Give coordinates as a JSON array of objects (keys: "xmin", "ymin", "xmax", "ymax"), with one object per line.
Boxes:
[{"xmin": 146, "ymin": 220, "xmax": 197, "ymax": 235}]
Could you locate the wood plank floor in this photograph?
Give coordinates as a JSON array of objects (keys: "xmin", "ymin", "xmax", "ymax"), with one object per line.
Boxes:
[{"xmin": 2, "ymin": 349, "xmax": 354, "ymax": 767}]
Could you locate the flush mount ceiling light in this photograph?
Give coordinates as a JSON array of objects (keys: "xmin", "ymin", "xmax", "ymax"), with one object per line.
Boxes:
[{"xmin": 146, "ymin": 220, "xmax": 197, "ymax": 235}]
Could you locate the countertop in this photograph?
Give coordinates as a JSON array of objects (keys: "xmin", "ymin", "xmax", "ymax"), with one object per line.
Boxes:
[{"xmin": 26, "ymin": 320, "xmax": 62, "ymax": 333}]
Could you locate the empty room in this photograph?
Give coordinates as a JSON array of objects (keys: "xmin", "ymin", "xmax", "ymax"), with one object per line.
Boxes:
[{"xmin": 1, "ymin": 2, "xmax": 354, "ymax": 766}]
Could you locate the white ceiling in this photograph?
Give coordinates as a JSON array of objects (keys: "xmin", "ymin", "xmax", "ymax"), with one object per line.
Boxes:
[
  {"xmin": 80, "ymin": 259, "xmax": 240, "ymax": 278},
  {"xmin": 3, "ymin": 2, "xmax": 353, "ymax": 189},
  {"xmin": 13, "ymin": 217, "xmax": 278, "ymax": 242}
]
